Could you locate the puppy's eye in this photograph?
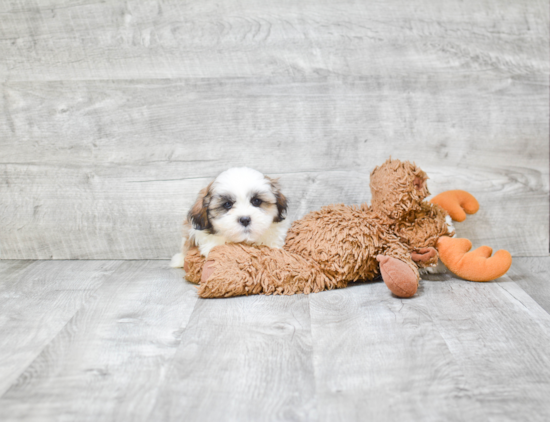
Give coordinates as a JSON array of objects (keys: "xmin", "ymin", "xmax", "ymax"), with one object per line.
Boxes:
[
  {"xmin": 251, "ymin": 197, "xmax": 262, "ymax": 207},
  {"xmin": 223, "ymin": 202, "xmax": 233, "ymax": 210}
]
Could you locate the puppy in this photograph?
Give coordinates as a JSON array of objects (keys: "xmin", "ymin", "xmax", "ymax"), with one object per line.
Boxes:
[{"xmin": 170, "ymin": 167, "xmax": 288, "ymax": 268}]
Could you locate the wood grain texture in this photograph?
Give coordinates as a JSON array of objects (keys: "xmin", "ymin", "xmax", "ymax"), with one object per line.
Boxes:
[
  {"xmin": 149, "ymin": 294, "xmax": 316, "ymax": 422},
  {"xmin": 507, "ymin": 256, "xmax": 550, "ymax": 313},
  {"xmin": 0, "ymin": 78, "xmax": 547, "ymax": 258},
  {"xmin": 309, "ymin": 280, "xmax": 475, "ymax": 422},
  {"xmin": 0, "ymin": 0, "xmax": 548, "ymax": 258},
  {"xmin": 421, "ymin": 275, "xmax": 550, "ymax": 422},
  {"xmin": 0, "ymin": 260, "xmax": 35, "ymax": 280},
  {"xmin": 309, "ymin": 274, "xmax": 550, "ymax": 421},
  {"xmin": 0, "ymin": 261, "xmax": 199, "ymax": 422},
  {"xmin": 0, "ymin": 260, "xmax": 122, "ymax": 396},
  {"xmin": 0, "ymin": 0, "xmax": 547, "ymax": 81},
  {"xmin": 0, "ymin": 260, "xmax": 550, "ymax": 421}
]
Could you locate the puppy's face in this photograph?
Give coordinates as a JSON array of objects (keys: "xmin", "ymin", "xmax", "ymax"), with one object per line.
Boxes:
[{"xmin": 188, "ymin": 168, "xmax": 287, "ymax": 243}]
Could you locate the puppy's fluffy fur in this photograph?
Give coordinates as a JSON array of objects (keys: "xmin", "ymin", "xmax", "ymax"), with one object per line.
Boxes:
[{"xmin": 170, "ymin": 167, "xmax": 288, "ymax": 267}]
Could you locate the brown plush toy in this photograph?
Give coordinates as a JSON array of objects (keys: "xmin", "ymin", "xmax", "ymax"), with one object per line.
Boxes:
[{"xmin": 183, "ymin": 158, "xmax": 512, "ymax": 298}]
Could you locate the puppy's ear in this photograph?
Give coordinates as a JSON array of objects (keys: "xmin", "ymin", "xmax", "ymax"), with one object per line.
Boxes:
[
  {"xmin": 187, "ymin": 182, "xmax": 213, "ymax": 231},
  {"xmin": 266, "ymin": 177, "xmax": 288, "ymax": 222}
]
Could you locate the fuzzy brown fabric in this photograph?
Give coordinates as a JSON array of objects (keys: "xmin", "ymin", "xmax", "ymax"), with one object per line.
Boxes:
[
  {"xmin": 183, "ymin": 247, "xmax": 205, "ymax": 285},
  {"xmin": 199, "ymin": 243, "xmax": 348, "ymax": 297},
  {"xmin": 191, "ymin": 158, "xmax": 452, "ymax": 298}
]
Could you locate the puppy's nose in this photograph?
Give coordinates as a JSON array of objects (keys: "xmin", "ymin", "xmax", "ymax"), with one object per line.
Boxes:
[{"xmin": 239, "ymin": 216, "xmax": 251, "ymax": 227}]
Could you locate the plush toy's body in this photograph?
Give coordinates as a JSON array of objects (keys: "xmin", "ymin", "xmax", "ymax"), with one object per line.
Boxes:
[{"xmin": 183, "ymin": 159, "xmax": 512, "ymax": 298}]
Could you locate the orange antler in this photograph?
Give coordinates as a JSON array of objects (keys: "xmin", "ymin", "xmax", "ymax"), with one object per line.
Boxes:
[
  {"xmin": 437, "ymin": 237, "xmax": 512, "ymax": 282},
  {"xmin": 430, "ymin": 190, "xmax": 479, "ymax": 222}
]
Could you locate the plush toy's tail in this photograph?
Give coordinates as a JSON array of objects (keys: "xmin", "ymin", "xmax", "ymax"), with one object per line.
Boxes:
[{"xmin": 437, "ymin": 237, "xmax": 512, "ymax": 282}]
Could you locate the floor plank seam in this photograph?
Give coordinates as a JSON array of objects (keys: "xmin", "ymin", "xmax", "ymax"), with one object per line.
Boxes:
[{"xmin": 0, "ymin": 261, "xmax": 125, "ymax": 400}]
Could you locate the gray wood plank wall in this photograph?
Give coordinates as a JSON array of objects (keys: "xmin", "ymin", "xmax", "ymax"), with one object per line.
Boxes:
[{"xmin": 0, "ymin": 0, "xmax": 548, "ymax": 259}]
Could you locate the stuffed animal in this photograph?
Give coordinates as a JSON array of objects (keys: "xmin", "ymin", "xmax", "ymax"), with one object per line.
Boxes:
[{"xmin": 183, "ymin": 159, "xmax": 512, "ymax": 298}]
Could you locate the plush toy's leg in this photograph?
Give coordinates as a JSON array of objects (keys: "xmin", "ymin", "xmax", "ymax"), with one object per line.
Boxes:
[
  {"xmin": 376, "ymin": 256, "xmax": 419, "ymax": 298},
  {"xmin": 430, "ymin": 190, "xmax": 479, "ymax": 222},
  {"xmin": 198, "ymin": 244, "xmax": 344, "ymax": 298},
  {"xmin": 183, "ymin": 247, "xmax": 206, "ymax": 285},
  {"xmin": 437, "ymin": 237, "xmax": 512, "ymax": 281},
  {"xmin": 377, "ymin": 244, "xmax": 421, "ymax": 298},
  {"xmin": 411, "ymin": 247, "xmax": 439, "ymax": 267}
]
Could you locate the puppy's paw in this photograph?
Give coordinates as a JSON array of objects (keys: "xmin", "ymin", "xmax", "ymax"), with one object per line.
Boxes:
[{"xmin": 170, "ymin": 253, "xmax": 184, "ymax": 268}]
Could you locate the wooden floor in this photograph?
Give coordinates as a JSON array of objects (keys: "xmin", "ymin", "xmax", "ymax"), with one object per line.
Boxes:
[
  {"xmin": 1, "ymin": 1, "xmax": 548, "ymax": 420},
  {"xmin": 0, "ymin": 258, "xmax": 549, "ymax": 421}
]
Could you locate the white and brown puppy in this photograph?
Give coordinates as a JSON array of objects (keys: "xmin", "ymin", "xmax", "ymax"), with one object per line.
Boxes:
[{"xmin": 170, "ymin": 167, "xmax": 288, "ymax": 267}]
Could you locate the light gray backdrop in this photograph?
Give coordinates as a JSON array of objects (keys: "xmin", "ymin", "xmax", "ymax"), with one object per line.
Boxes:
[{"xmin": 0, "ymin": 0, "xmax": 548, "ymax": 259}]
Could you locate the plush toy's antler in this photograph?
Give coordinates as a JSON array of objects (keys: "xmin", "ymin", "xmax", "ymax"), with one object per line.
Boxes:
[
  {"xmin": 437, "ymin": 237, "xmax": 512, "ymax": 282},
  {"xmin": 430, "ymin": 189, "xmax": 512, "ymax": 281},
  {"xmin": 430, "ymin": 190, "xmax": 479, "ymax": 222}
]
